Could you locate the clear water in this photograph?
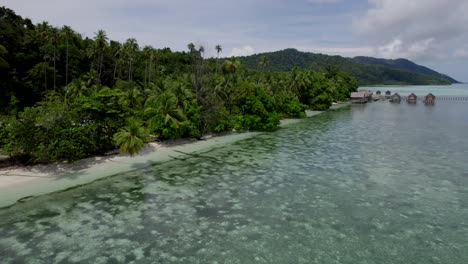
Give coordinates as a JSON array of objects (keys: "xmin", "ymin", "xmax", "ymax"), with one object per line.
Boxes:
[{"xmin": 1, "ymin": 85, "xmax": 468, "ymax": 264}]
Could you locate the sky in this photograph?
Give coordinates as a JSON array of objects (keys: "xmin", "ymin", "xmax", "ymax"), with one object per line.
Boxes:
[{"xmin": 2, "ymin": 0, "xmax": 468, "ymax": 81}]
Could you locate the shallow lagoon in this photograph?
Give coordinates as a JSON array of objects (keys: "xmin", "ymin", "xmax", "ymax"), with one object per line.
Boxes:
[{"xmin": 1, "ymin": 86, "xmax": 468, "ymax": 263}]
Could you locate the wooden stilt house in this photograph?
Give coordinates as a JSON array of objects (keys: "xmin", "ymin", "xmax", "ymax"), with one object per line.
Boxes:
[{"xmin": 407, "ymin": 93, "xmax": 417, "ymax": 104}]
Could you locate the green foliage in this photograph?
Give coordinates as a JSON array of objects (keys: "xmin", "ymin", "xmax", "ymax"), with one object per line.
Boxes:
[
  {"xmin": 113, "ymin": 118, "xmax": 147, "ymax": 156},
  {"xmin": 0, "ymin": 7, "xmax": 365, "ymax": 163},
  {"xmin": 276, "ymin": 95, "xmax": 306, "ymax": 118},
  {"xmin": 2, "ymin": 97, "xmax": 99, "ymax": 162},
  {"xmin": 230, "ymin": 82, "xmax": 281, "ymax": 131}
]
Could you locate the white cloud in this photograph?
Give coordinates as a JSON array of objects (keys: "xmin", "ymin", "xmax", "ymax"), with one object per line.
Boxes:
[
  {"xmin": 353, "ymin": 0, "xmax": 468, "ymax": 60},
  {"xmin": 230, "ymin": 46, "xmax": 255, "ymax": 57}
]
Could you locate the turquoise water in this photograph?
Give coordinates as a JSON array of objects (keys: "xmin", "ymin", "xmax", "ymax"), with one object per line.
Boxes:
[{"xmin": 1, "ymin": 85, "xmax": 468, "ymax": 263}]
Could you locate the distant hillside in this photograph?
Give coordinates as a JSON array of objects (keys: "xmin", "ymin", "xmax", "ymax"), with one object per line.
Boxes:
[
  {"xmin": 239, "ymin": 49, "xmax": 458, "ymax": 85},
  {"xmin": 352, "ymin": 57, "xmax": 459, "ymax": 83}
]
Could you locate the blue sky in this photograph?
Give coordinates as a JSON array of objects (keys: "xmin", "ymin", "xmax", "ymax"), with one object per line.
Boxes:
[{"xmin": 3, "ymin": 0, "xmax": 468, "ymax": 81}]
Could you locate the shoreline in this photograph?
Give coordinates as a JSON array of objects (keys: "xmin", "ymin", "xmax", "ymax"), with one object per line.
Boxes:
[{"xmin": 0, "ymin": 103, "xmax": 349, "ymax": 208}]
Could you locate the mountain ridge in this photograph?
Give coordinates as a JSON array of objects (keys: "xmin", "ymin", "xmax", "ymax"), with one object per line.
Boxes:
[{"xmin": 238, "ymin": 48, "xmax": 458, "ymax": 85}]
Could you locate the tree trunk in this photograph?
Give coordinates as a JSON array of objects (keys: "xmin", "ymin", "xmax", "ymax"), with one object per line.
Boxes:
[
  {"xmin": 65, "ymin": 39, "xmax": 69, "ymax": 86},
  {"xmin": 113, "ymin": 61, "xmax": 117, "ymax": 80},
  {"xmin": 98, "ymin": 52, "xmax": 104, "ymax": 84},
  {"xmin": 53, "ymin": 47, "xmax": 56, "ymax": 89},
  {"xmin": 149, "ymin": 55, "xmax": 153, "ymax": 83},
  {"xmin": 144, "ymin": 60, "xmax": 148, "ymax": 88},
  {"xmin": 128, "ymin": 60, "xmax": 131, "ymax": 81}
]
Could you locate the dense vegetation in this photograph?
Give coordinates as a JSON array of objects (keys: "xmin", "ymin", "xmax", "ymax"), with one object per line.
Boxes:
[
  {"xmin": 0, "ymin": 7, "xmax": 357, "ymax": 163},
  {"xmin": 239, "ymin": 49, "xmax": 458, "ymax": 85}
]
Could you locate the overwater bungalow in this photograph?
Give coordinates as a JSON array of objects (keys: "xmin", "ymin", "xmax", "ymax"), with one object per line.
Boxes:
[
  {"xmin": 390, "ymin": 93, "xmax": 401, "ymax": 103},
  {"xmin": 424, "ymin": 93, "xmax": 436, "ymax": 105},
  {"xmin": 385, "ymin": 90, "xmax": 392, "ymax": 99},
  {"xmin": 407, "ymin": 93, "xmax": 417, "ymax": 104},
  {"xmin": 351, "ymin": 92, "xmax": 370, "ymax": 104},
  {"xmin": 372, "ymin": 90, "xmax": 383, "ymax": 101}
]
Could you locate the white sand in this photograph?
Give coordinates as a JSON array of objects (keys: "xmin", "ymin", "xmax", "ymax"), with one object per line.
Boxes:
[{"xmin": 0, "ymin": 103, "xmax": 349, "ymax": 208}]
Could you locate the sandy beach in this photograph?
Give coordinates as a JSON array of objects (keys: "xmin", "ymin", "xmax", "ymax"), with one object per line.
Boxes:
[{"xmin": 0, "ymin": 105, "xmax": 347, "ymax": 208}]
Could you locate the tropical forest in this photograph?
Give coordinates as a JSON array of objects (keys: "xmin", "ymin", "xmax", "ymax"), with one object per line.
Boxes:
[{"xmin": 0, "ymin": 7, "xmax": 358, "ymax": 164}]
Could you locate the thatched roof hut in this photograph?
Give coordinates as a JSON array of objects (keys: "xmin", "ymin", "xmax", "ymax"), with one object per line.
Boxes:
[
  {"xmin": 424, "ymin": 93, "xmax": 436, "ymax": 104},
  {"xmin": 390, "ymin": 93, "xmax": 401, "ymax": 103},
  {"xmin": 407, "ymin": 93, "xmax": 417, "ymax": 103},
  {"xmin": 385, "ymin": 90, "xmax": 392, "ymax": 99}
]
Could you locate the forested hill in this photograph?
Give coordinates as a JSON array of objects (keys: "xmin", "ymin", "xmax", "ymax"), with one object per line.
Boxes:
[
  {"xmin": 352, "ymin": 56, "xmax": 458, "ymax": 83},
  {"xmin": 239, "ymin": 49, "xmax": 458, "ymax": 85}
]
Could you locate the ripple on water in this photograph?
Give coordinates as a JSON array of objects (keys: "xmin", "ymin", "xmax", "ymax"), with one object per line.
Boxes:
[{"xmin": 1, "ymin": 101, "xmax": 468, "ymax": 263}]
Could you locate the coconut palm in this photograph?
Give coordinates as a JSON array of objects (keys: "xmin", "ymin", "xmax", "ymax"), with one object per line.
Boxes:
[
  {"xmin": 93, "ymin": 30, "xmax": 109, "ymax": 83},
  {"xmin": 145, "ymin": 92, "xmax": 186, "ymax": 127},
  {"xmin": 259, "ymin": 56, "xmax": 269, "ymax": 71},
  {"xmin": 113, "ymin": 118, "xmax": 148, "ymax": 156},
  {"xmin": 170, "ymin": 77, "xmax": 193, "ymax": 110},
  {"xmin": 199, "ymin": 45, "xmax": 205, "ymax": 57},
  {"xmin": 142, "ymin": 46, "xmax": 155, "ymax": 88},
  {"xmin": 215, "ymin": 45, "xmax": 222, "ymax": 57},
  {"xmin": 187, "ymin": 43, "xmax": 195, "ymax": 53},
  {"xmin": 61, "ymin": 26, "xmax": 74, "ymax": 85},
  {"xmin": 49, "ymin": 28, "xmax": 60, "ymax": 89},
  {"xmin": 123, "ymin": 38, "xmax": 139, "ymax": 81},
  {"xmin": 222, "ymin": 57, "xmax": 241, "ymax": 74},
  {"xmin": 215, "ymin": 44, "xmax": 222, "ymax": 74},
  {"xmin": 110, "ymin": 41, "xmax": 123, "ymax": 80},
  {"xmin": 222, "ymin": 57, "xmax": 241, "ymax": 90},
  {"xmin": 258, "ymin": 56, "xmax": 269, "ymax": 83},
  {"xmin": 119, "ymin": 86, "xmax": 143, "ymax": 110}
]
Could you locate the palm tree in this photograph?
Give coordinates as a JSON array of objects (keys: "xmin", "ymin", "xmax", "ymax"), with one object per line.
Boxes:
[
  {"xmin": 259, "ymin": 56, "xmax": 269, "ymax": 71},
  {"xmin": 222, "ymin": 57, "xmax": 241, "ymax": 74},
  {"xmin": 93, "ymin": 30, "xmax": 109, "ymax": 83},
  {"xmin": 49, "ymin": 28, "xmax": 60, "ymax": 89},
  {"xmin": 113, "ymin": 118, "xmax": 148, "ymax": 156},
  {"xmin": 36, "ymin": 22, "xmax": 52, "ymax": 92},
  {"xmin": 199, "ymin": 45, "xmax": 205, "ymax": 57},
  {"xmin": 170, "ymin": 77, "xmax": 193, "ymax": 110},
  {"xmin": 61, "ymin": 26, "xmax": 74, "ymax": 85},
  {"xmin": 215, "ymin": 45, "xmax": 222, "ymax": 56},
  {"xmin": 215, "ymin": 44, "xmax": 222, "ymax": 74},
  {"xmin": 187, "ymin": 43, "xmax": 195, "ymax": 53},
  {"xmin": 258, "ymin": 55, "xmax": 269, "ymax": 84},
  {"xmin": 119, "ymin": 86, "xmax": 143, "ymax": 110},
  {"xmin": 111, "ymin": 41, "xmax": 123, "ymax": 80},
  {"xmin": 222, "ymin": 57, "xmax": 241, "ymax": 91},
  {"xmin": 123, "ymin": 38, "xmax": 139, "ymax": 81},
  {"xmin": 145, "ymin": 92, "xmax": 185, "ymax": 128},
  {"xmin": 142, "ymin": 46, "xmax": 154, "ymax": 88},
  {"xmin": 158, "ymin": 92, "xmax": 186, "ymax": 127}
]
